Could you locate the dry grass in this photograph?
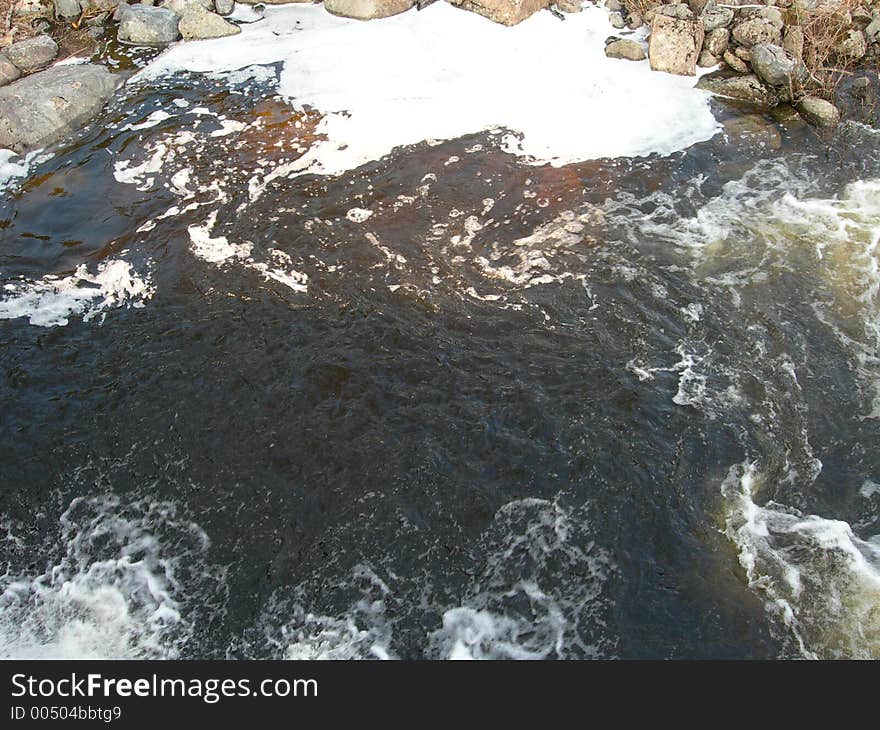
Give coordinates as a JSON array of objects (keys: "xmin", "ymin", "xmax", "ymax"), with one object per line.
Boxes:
[
  {"xmin": 621, "ymin": 0, "xmax": 660, "ymax": 20},
  {"xmin": 788, "ymin": 0, "xmax": 863, "ymax": 99}
]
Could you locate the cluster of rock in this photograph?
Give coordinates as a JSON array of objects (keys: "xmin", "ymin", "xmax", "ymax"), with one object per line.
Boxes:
[
  {"xmin": 603, "ymin": 0, "xmax": 879, "ymax": 127},
  {"xmin": 117, "ymin": 0, "xmax": 240, "ymax": 44},
  {"xmin": 0, "ymin": 35, "xmax": 60, "ymax": 88}
]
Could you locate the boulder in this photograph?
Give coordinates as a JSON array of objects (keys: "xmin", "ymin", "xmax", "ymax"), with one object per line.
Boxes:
[
  {"xmin": 162, "ymin": 0, "xmax": 212, "ymax": 16},
  {"xmin": 81, "ymin": 0, "xmax": 120, "ymax": 12},
  {"xmin": 178, "ymin": 6, "xmax": 241, "ymax": 38},
  {"xmin": 796, "ymin": 96, "xmax": 840, "ymax": 127},
  {"xmin": 723, "ymin": 48, "xmax": 749, "ymax": 72},
  {"xmin": 0, "ymin": 55, "xmax": 21, "ymax": 87},
  {"xmin": 609, "ymin": 10, "xmax": 625, "ymax": 28},
  {"xmin": 835, "ymin": 29, "xmax": 867, "ymax": 62},
  {"xmin": 447, "ymin": 0, "xmax": 544, "ymax": 24},
  {"xmin": 4, "ymin": 36, "xmax": 58, "ymax": 73},
  {"xmin": 606, "ymin": 0, "xmax": 623, "ymax": 10},
  {"xmin": 750, "ymin": 43, "xmax": 806, "ymax": 88},
  {"xmin": 696, "ymin": 72, "xmax": 779, "ymax": 108},
  {"xmin": 0, "ymin": 64, "xmax": 119, "ymax": 153},
  {"xmin": 54, "ymin": 0, "xmax": 82, "ymax": 19},
  {"xmin": 698, "ymin": 49, "xmax": 720, "ymax": 67},
  {"xmin": 704, "ymin": 27, "xmax": 729, "ymax": 56},
  {"xmin": 214, "ymin": 0, "xmax": 235, "ymax": 12},
  {"xmin": 648, "ymin": 14, "xmax": 704, "ymax": 76},
  {"xmin": 605, "ymin": 38, "xmax": 646, "ymax": 60},
  {"xmin": 731, "ymin": 18, "xmax": 781, "ymax": 48},
  {"xmin": 658, "ymin": 3, "xmax": 693, "ymax": 20},
  {"xmin": 555, "ymin": 0, "xmax": 582, "ymax": 11},
  {"xmin": 117, "ymin": 5, "xmax": 181, "ymax": 45},
  {"xmin": 703, "ymin": 6, "xmax": 733, "ymax": 32},
  {"xmin": 782, "ymin": 25, "xmax": 804, "ymax": 59}
]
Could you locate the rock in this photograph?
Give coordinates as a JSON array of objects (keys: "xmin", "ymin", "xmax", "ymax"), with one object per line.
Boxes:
[
  {"xmin": 723, "ymin": 48, "xmax": 749, "ymax": 72},
  {"xmin": 659, "ymin": 3, "xmax": 692, "ymax": 19},
  {"xmin": 723, "ymin": 113, "xmax": 782, "ymax": 149},
  {"xmin": 835, "ymin": 29, "xmax": 867, "ymax": 62},
  {"xmin": 605, "ymin": 0, "xmax": 622, "ymax": 10},
  {"xmin": 866, "ymin": 18, "xmax": 880, "ymax": 43},
  {"xmin": 555, "ymin": 0, "xmax": 582, "ymax": 11},
  {"xmin": 852, "ymin": 5, "xmax": 872, "ymax": 28},
  {"xmin": 796, "ymin": 96, "xmax": 840, "ymax": 127},
  {"xmin": 750, "ymin": 43, "xmax": 806, "ymax": 88},
  {"xmin": 162, "ymin": 0, "xmax": 211, "ymax": 15},
  {"xmin": 648, "ymin": 15, "xmax": 704, "ymax": 75},
  {"xmin": 4, "ymin": 36, "xmax": 58, "ymax": 73},
  {"xmin": 605, "ymin": 38, "xmax": 646, "ymax": 60},
  {"xmin": 0, "ymin": 55, "xmax": 21, "ymax": 88},
  {"xmin": 731, "ymin": 18, "xmax": 781, "ymax": 48},
  {"xmin": 609, "ymin": 10, "xmax": 625, "ymax": 28},
  {"xmin": 757, "ymin": 6, "xmax": 783, "ymax": 31},
  {"xmin": 687, "ymin": 0, "xmax": 710, "ymax": 14},
  {"xmin": 178, "ymin": 6, "xmax": 241, "ymax": 38},
  {"xmin": 782, "ymin": 25, "xmax": 804, "ymax": 59},
  {"xmin": 214, "ymin": 0, "xmax": 234, "ymax": 13},
  {"xmin": 117, "ymin": 5, "xmax": 181, "ymax": 45},
  {"xmin": 54, "ymin": 0, "xmax": 82, "ymax": 19},
  {"xmin": 81, "ymin": 0, "xmax": 120, "ymax": 12},
  {"xmin": 696, "ymin": 72, "xmax": 779, "ymax": 107},
  {"xmin": 627, "ymin": 11, "xmax": 644, "ymax": 29},
  {"xmin": 704, "ymin": 27, "xmax": 729, "ymax": 56},
  {"xmin": 734, "ymin": 46, "xmax": 751, "ymax": 61},
  {"xmin": 447, "ymin": 0, "xmax": 545, "ymax": 25},
  {"xmin": 0, "ymin": 64, "xmax": 119, "ymax": 153},
  {"xmin": 698, "ymin": 49, "xmax": 720, "ymax": 66},
  {"xmin": 325, "ymin": 0, "xmax": 416, "ymax": 19},
  {"xmin": 703, "ymin": 6, "xmax": 733, "ymax": 32},
  {"xmin": 12, "ymin": 0, "xmax": 53, "ymax": 19}
]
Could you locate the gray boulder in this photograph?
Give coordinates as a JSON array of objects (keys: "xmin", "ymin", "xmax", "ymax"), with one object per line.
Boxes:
[
  {"xmin": 649, "ymin": 15, "xmax": 704, "ymax": 76},
  {"xmin": 797, "ymin": 96, "xmax": 840, "ymax": 128},
  {"xmin": 178, "ymin": 6, "xmax": 241, "ymax": 39},
  {"xmin": 750, "ymin": 43, "xmax": 806, "ymax": 88},
  {"xmin": 117, "ymin": 5, "xmax": 181, "ymax": 45},
  {"xmin": 54, "ymin": 0, "xmax": 83, "ymax": 19},
  {"xmin": 658, "ymin": 3, "xmax": 693, "ymax": 20},
  {"xmin": 0, "ymin": 64, "xmax": 119, "ymax": 153},
  {"xmin": 696, "ymin": 72, "xmax": 779, "ymax": 108},
  {"xmin": 605, "ymin": 39, "xmax": 646, "ymax": 61},
  {"xmin": 214, "ymin": 0, "xmax": 234, "ymax": 14},
  {"xmin": 324, "ymin": 0, "xmax": 414, "ymax": 20},
  {"xmin": 0, "ymin": 54, "xmax": 21, "ymax": 87},
  {"xmin": 5, "ymin": 36, "xmax": 59, "ymax": 73},
  {"xmin": 731, "ymin": 18, "xmax": 781, "ymax": 48},
  {"xmin": 162, "ymin": 0, "xmax": 212, "ymax": 16},
  {"xmin": 835, "ymin": 29, "xmax": 867, "ymax": 62},
  {"xmin": 703, "ymin": 6, "xmax": 733, "ymax": 32},
  {"xmin": 704, "ymin": 27, "xmax": 729, "ymax": 57},
  {"xmin": 609, "ymin": 10, "xmax": 625, "ymax": 28}
]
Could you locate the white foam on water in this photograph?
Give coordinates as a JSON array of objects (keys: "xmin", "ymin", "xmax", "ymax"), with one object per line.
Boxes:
[
  {"xmin": 0, "ymin": 259, "xmax": 154, "ymax": 328},
  {"xmin": 721, "ymin": 461, "xmax": 880, "ymax": 659},
  {"xmin": 0, "ymin": 149, "xmax": 50, "ymax": 194},
  {"xmin": 429, "ymin": 497, "xmax": 616, "ymax": 659},
  {"xmin": 188, "ymin": 211, "xmax": 309, "ymax": 292},
  {"xmin": 0, "ymin": 495, "xmax": 212, "ymax": 659},
  {"xmin": 136, "ymin": 3, "xmax": 719, "ymax": 178}
]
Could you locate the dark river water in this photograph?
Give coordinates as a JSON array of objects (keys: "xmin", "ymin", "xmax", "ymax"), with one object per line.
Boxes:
[{"xmin": 1, "ymin": 39, "xmax": 879, "ymax": 659}]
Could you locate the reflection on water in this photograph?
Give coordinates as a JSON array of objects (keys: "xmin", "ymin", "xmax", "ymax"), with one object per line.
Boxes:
[{"xmin": 1, "ymin": 30, "xmax": 880, "ymax": 659}]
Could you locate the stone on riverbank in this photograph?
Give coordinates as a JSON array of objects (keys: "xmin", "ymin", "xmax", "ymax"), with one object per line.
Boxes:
[
  {"xmin": 796, "ymin": 96, "xmax": 840, "ymax": 128},
  {"xmin": 648, "ymin": 14, "xmax": 703, "ymax": 76},
  {"xmin": 605, "ymin": 38, "xmax": 646, "ymax": 61},
  {"xmin": 731, "ymin": 18, "xmax": 781, "ymax": 48},
  {"xmin": 324, "ymin": 0, "xmax": 416, "ymax": 20},
  {"xmin": 0, "ymin": 64, "xmax": 119, "ymax": 153},
  {"xmin": 162, "ymin": 0, "xmax": 213, "ymax": 16},
  {"xmin": 4, "ymin": 36, "xmax": 58, "ymax": 74},
  {"xmin": 214, "ymin": 0, "xmax": 235, "ymax": 15},
  {"xmin": 118, "ymin": 5, "xmax": 181, "ymax": 45},
  {"xmin": 54, "ymin": 0, "xmax": 83, "ymax": 20},
  {"xmin": 448, "ymin": 0, "xmax": 547, "ymax": 26},
  {"xmin": 696, "ymin": 72, "xmax": 779, "ymax": 108},
  {"xmin": 0, "ymin": 55, "xmax": 21, "ymax": 88},
  {"xmin": 750, "ymin": 43, "xmax": 806, "ymax": 88},
  {"xmin": 178, "ymin": 6, "xmax": 242, "ymax": 38}
]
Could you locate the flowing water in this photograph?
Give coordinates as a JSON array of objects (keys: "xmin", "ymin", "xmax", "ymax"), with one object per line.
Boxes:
[{"xmin": 1, "ymin": 5, "xmax": 880, "ymax": 660}]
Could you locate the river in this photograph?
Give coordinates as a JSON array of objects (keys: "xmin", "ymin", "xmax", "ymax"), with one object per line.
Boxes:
[{"xmin": 1, "ymin": 4, "xmax": 879, "ymax": 659}]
